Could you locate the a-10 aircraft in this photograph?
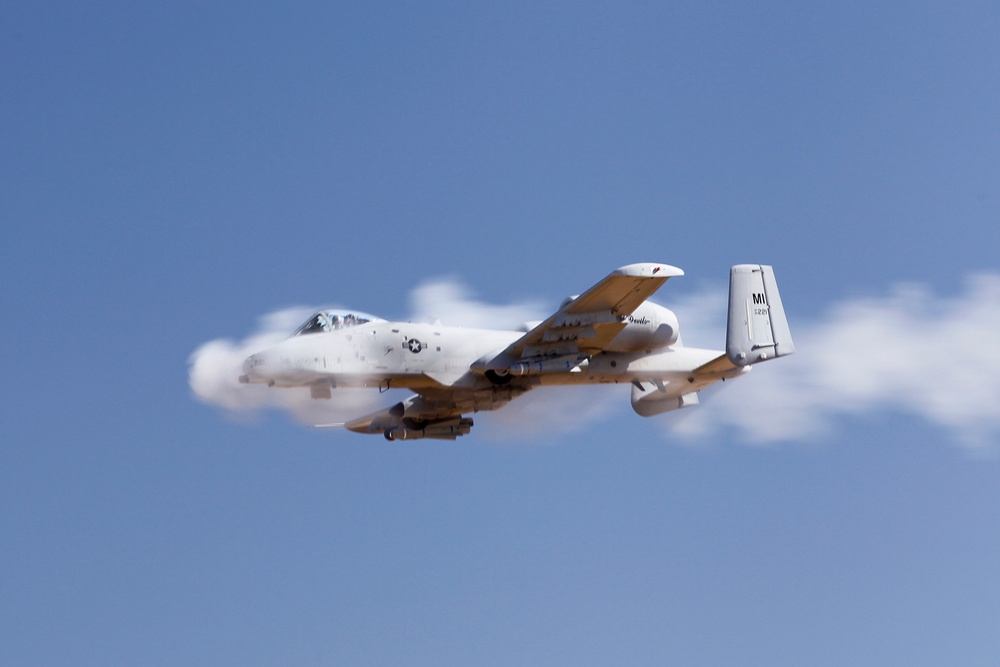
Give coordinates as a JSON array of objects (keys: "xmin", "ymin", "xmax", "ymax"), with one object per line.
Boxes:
[{"xmin": 240, "ymin": 263, "xmax": 794, "ymax": 440}]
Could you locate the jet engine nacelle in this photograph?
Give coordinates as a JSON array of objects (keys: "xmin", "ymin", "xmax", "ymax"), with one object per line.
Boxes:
[{"xmin": 605, "ymin": 301, "xmax": 680, "ymax": 352}]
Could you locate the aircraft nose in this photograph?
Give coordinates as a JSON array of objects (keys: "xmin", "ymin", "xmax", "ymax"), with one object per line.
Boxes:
[
  {"xmin": 242, "ymin": 354, "xmax": 257, "ymax": 374},
  {"xmin": 240, "ymin": 351, "xmax": 269, "ymax": 383}
]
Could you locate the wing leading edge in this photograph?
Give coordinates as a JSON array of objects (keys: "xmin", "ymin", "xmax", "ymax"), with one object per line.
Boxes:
[{"xmin": 498, "ymin": 263, "xmax": 683, "ymax": 362}]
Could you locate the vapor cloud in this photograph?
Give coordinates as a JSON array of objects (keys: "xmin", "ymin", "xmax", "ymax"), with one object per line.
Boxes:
[
  {"xmin": 672, "ymin": 274, "xmax": 1000, "ymax": 453},
  {"xmin": 188, "ymin": 306, "xmax": 394, "ymax": 425},
  {"xmin": 189, "ymin": 274, "xmax": 1000, "ymax": 452},
  {"xmin": 408, "ymin": 277, "xmax": 548, "ymax": 330}
]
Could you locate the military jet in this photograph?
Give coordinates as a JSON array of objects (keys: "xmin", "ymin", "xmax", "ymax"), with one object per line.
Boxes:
[{"xmin": 240, "ymin": 264, "xmax": 794, "ymax": 440}]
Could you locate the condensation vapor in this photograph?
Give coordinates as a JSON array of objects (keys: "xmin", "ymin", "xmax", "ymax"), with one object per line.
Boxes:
[
  {"xmin": 672, "ymin": 274, "xmax": 1000, "ymax": 454},
  {"xmin": 188, "ymin": 306, "xmax": 393, "ymax": 426},
  {"xmin": 189, "ymin": 274, "xmax": 1000, "ymax": 451}
]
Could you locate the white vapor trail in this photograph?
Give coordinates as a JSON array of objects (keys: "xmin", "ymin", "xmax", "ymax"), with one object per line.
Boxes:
[
  {"xmin": 408, "ymin": 277, "xmax": 548, "ymax": 330},
  {"xmin": 672, "ymin": 274, "xmax": 1000, "ymax": 453},
  {"xmin": 188, "ymin": 306, "xmax": 394, "ymax": 425},
  {"xmin": 189, "ymin": 274, "xmax": 1000, "ymax": 452}
]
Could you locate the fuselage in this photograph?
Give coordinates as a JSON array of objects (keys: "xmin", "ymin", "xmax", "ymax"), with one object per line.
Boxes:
[
  {"xmin": 242, "ymin": 319, "xmax": 521, "ymax": 389},
  {"xmin": 240, "ymin": 311, "xmax": 741, "ymax": 395}
]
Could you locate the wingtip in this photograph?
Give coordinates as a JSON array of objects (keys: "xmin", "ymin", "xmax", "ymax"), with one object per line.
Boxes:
[{"xmin": 613, "ymin": 262, "xmax": 684, "ymax": 278}]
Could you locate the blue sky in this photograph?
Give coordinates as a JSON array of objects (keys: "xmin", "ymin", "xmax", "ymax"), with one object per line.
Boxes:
[{"xmin": 3, "ymin": 1, "xmax": 1000, "ymax": 665}]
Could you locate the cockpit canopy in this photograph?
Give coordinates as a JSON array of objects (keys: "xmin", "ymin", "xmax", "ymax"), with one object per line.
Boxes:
[{"xmin": 292, "ymin": 310, "xmax": 384, "ymax": 336}]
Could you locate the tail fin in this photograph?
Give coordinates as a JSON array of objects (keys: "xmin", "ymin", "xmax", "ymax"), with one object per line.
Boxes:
[{"xmin": 726, "ymin": 264, "xmax": 795, "ymax": 366}]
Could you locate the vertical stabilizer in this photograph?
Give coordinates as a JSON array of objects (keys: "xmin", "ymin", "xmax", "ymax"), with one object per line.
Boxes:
[{"xmin": 726, "ymin": 264, "xmax": 795, "ymax": 366}]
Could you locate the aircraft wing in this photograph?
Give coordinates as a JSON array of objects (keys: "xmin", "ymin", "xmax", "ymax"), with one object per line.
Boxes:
[{"xmin": 502, "ymin": 263, "xmax": 683, "ymax": 360}]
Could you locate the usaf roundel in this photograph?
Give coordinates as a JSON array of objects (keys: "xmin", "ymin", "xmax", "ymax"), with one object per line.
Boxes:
[{"xmin": 406, "ymin": 338, "xmax": 426, "ymax": 354}]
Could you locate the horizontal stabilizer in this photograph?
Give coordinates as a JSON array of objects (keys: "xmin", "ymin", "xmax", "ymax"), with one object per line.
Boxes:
[{"xmin": 726, "ymin": 265, "xmax": 795, "ymax": 367}]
